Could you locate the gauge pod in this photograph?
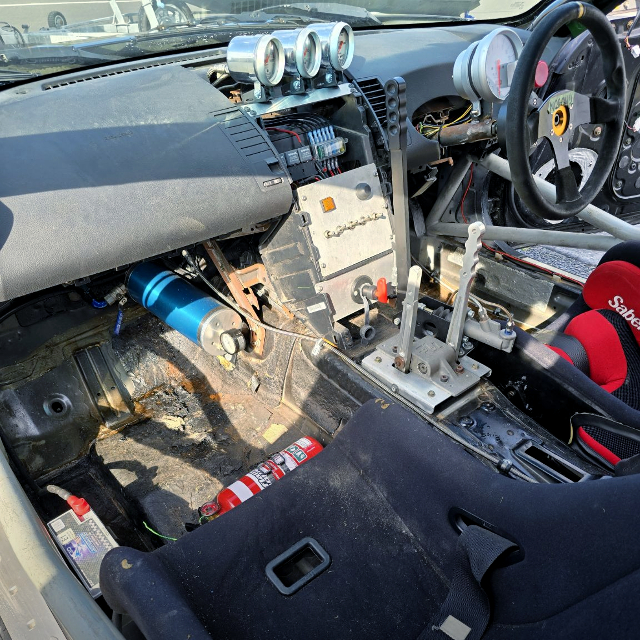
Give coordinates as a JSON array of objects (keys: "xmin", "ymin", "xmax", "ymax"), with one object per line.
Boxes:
[
  {"xmin": 227, "ymin": 34, "xmax": 285, "ymax": 87},
  {"xmin": 453, "ymin": 28, "xmax": 523, "ymax": 107},
  {"xmin": 309, "ymin": 22, "xmax": 354, "ymax": 71},
  {"xmin": 272, "ymin": 28, "xmax": 322, "ymax": 79}
]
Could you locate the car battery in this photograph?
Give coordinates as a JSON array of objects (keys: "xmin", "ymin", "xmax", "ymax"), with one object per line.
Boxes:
[{"xmin": 47, "ymin": 508, "xmax": 118, "ymax": 598}]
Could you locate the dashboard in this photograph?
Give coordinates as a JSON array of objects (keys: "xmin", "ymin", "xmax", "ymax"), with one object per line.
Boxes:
[{"xmin": 0, "ymin": 21, "xmax": 587, "ymax": 321}]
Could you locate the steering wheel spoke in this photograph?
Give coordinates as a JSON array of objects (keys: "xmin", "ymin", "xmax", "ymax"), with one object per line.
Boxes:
[
  {"xmin": 555, "ymin": 165, "xmax": 581, "ymax": 205},
  {"xmin": 590, "ymin": 95, "xmax": 620, "ymax": 125}
]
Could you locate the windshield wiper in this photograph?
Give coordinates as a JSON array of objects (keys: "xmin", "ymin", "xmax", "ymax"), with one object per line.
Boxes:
[
  {"xmin": 245, "ymin": 3, "xmax": 382, "ymax": 26},
  {"xmin": 369, "ymin": 11, "xmax": 475, "ymax": 23},
  {"xmin": 0, "ymin": 69, "xmax": 38, "ymax": 84}
]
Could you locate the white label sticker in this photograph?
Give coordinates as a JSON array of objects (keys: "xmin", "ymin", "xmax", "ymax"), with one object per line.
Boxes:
[
  {"xmin": 307, "ymin": 302, "xmax": 327, "ymax": 314},
  {"xmin": 50, "ymin": 518, "xmax": 65, "ymax": 533},
  {"xmin": 296, "ymin": 438, "xmax": 312, "ymax": 448},
  {"xmin": 58, "ymin": 529, "xmax": 76, "ymax": 545}
]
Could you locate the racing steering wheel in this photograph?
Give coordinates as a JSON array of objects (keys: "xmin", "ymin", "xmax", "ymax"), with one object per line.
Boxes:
[{"xmin": 505, "ymin": 2, "xmax": 626, "ymax": 220}]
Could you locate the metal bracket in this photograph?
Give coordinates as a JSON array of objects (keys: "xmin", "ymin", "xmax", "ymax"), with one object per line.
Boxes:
[
  {"xmin": 204, "ymin": 240, "xmax": 266, "ymax": 356},
  {"xmin": 386, "ymin": 77, "xmax": 411, "ymax": 304}
]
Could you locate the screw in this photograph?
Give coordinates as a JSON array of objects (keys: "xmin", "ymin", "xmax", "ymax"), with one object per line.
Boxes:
[
  {"xmin": 418, "ymin": 363, "xmax": 428, "ymax": 374},
  {"xmin": 394, "ymin": 356, "xmax": 405, "ymax": 369},
  {"xmin": 392, "ymin": 346, "xmax": 398, "ymax": 353},
  {"xmin": 481, "ymin": 402, "xmax": 495, "ymax": 412},
  {"xmin": 488, "ymin": 444, "xmax": 495, "ymax": 451},
  {"xmin": 317, "ymin": 286, "xmax": 323, "ymax": 292},
  {"xmin": 458, "ymin": 416, "xmax": 474, "ymax": 427},
  {"xmin": 321, "ymin": 263, "xmax": 326, "ymax": 268},
  {"xmin": 472, "ymin": 363, "xmax": 479, "ymax": 370},
  {"xmin": 507, "ymin": 430, "xmax": 514, "ymax": 436},
  {"xmin": 615, "ymin": 180, "xmax": 623, "ymax": 189},
  {"xmin": 440, "ymin": 374, "xmax": 449, "ymax": 382},
  {"xmin": 427, "ymin": 390, "xmax": 436, "ymax": 397},
  {"xmin": 625, "ymin": 137, "xmax": 633, "ymax": 146},
  {"xmin": 455, "ymin": 364, "xmax": 464, "ymax": 373},
  {"xmin": 301, "ymin": 195, "xmax": 307, "ymax": 201},
  {"xmin": 593, "ymin": 125, "xmax": 602, "ymax": 137},
  {"xmin": 467, "ymin": 309, "xmax": 474, "ymax": 318},
  {"xmin": 325, "ymin": 72, "xmax": 334, "ymax": 83},
  {"xmin": 374, "ymin": 356, "xmax": 382, "ymax": 363},
  {"xmin": 559, "ymin": 136, "xmax": 563, "ymax": 142},
  {"xmin": 292, "ymin": 80, "xmax": 301, "ymax": 90},
  {"xmin": 393, "ymin": 317, "xmax": 401, "ymax": 326},
  {"xmin": 391, "ymin": 385, "xmax": 398, "ymax": 393},
  {"xmin": 569, "ymin": 124, "xmax": 573, "ymax": 130}
]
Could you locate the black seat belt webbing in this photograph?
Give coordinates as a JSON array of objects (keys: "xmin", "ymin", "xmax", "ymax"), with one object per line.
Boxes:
[{"xmin": 420, "ymin": 525, "xmax": 517, "ymax": 640}]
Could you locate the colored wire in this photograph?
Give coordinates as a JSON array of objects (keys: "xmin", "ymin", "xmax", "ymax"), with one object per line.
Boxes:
[
  {"xmin": 264, "ymin": 127, "xmax": 303, "ymax": 145},
  {"xmin": 143, "ymin": 521, "xmax": 177, "ymax": 541}
]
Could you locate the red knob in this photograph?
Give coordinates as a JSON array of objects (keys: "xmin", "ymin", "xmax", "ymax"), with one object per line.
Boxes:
[
  {"xmin": 67, "ymin": 495, "xmax": 90, "ymax": 517},
  {"xmin": 534, "ymin": 60, "xmax": 549, "ymax": 88},
  {"xmin": 375, "ymin": 278, "xmax": 388, "ymax": 304}
]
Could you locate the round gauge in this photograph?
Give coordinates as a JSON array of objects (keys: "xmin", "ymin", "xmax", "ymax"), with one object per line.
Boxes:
[
  {"xmin": 453, "ymin": 28, "xmax": 523, "ymax": 105},
  {"xmin": 272, "ymin": 28, "xmax": 322, "ymax": 78},
  {"xmin": 309, "ymin": 22, "xmax": 355, "ymax": 71},
  {"xmin": 227, "ymin": 34, "xmax": 285, "ymax": 87}
]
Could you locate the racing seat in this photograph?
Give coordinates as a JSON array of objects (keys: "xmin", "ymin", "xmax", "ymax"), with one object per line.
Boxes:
[
  {"xmin": 536, "ymin": 241, "xmax": 640, "ymax": 466},
  {"xmin": 100, "ymin": 400, "xmax": 640, "ymax": 640},
  {"xmin": 541, "ymin": 241, "xmax": 640, "ymax": 409}
]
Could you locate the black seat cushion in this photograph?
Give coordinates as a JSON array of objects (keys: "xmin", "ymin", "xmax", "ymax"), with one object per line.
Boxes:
[{"xmin": 100, "ymin": 400, "xmax": 640, "ymax": 640}]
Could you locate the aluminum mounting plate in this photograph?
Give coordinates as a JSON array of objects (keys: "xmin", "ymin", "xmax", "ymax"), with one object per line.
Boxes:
[
  {"xmin": 297, "ymin": 163, "xmax": 393, "ymax": 279},
  {"xmin": 362, "ymin": 346, "xmax": 491, "ymax": 414}
]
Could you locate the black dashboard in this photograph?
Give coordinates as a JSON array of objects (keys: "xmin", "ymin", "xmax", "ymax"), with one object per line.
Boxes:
[{"xmin": 0, "ymin": 22, "xmax": 610, "ymax": 302}]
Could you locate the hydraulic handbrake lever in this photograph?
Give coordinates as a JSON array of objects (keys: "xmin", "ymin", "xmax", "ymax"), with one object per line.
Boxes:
[{"xmin": 446, "ymin": 221, "xmax": 485, "ymax": 355}]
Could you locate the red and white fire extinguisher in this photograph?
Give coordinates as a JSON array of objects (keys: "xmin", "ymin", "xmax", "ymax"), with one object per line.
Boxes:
[{"xmin": 199, "ymin": 436, "xmax": 323, "ymax": 520}]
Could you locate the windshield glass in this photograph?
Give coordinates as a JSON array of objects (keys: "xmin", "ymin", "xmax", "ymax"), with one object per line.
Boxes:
[{"xmin": 0, "ymin": 0, "xmax": 547, "ymax": 82}]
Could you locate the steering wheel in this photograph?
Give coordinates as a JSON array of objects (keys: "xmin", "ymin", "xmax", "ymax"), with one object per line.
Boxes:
[{"xmin": 504, "ymin": 2, "xmax": 626, "ymax": 220}]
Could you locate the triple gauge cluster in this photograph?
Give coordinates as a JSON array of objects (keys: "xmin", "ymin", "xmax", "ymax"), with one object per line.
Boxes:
[{"xmin": 226, "ymin": 22, "xmax": 354, "ymax": 100}]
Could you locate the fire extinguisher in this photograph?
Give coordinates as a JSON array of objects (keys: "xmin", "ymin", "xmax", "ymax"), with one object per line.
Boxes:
[{"xmin": 199, "ymin": 437, "xmax": 323, "ymax": 521}]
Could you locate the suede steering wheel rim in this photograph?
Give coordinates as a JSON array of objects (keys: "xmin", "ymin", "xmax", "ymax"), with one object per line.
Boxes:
[{"xmin": 505, "ymin": 2, "xmax": 626, "ymax": 220}]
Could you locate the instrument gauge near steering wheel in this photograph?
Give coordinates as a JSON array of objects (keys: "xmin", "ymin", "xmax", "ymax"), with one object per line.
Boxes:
[{"xmin": 453, "ymin": 28, "xmax": 523, "ymax": 112}]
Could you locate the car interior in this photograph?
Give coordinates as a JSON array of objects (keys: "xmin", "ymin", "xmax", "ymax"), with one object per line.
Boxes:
[{"xmin": 2, "ymin": 0, "xmax": 640, "ymax": 637}]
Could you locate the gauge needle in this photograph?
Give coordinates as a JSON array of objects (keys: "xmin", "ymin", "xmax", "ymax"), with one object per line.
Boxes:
[
  {"xmin": 338, "ymin": 41, "xmax": 344, "ymax": 52},
  {"xmin": 497, "ymin": 58, "xmax": 501, "ymax": 98}
]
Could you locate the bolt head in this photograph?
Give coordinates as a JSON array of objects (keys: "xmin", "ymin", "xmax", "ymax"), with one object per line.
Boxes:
[
  {"xmin": 393, "ymin": 317, "xmax": 401, "ymax": 326},
  {"xmin": 374, "ymin": 356, "xmax": 382, "ymax": 363},
  {"xmin": 471, "ymin": 363, "xmax": 479, "ymax": 370},
  {"xmin": 440, "ymin": 374, "xmax": 449, "ymax": 382},
  {"xmin": 427, "ymin": 390, "xmax": 436, "ymax": 397},
  {"xmin": 467, "ymin": 309, "xmax": 474, "ymax": 318},
  {"xmin": 391, "ymin": 385, "xmax": 398, "ymax": 393},
  {"xmin": 317, "ymin": 286, "xmax": 323, "ymax": 292},
  {"xmin": 593, "ymin": 125, "xmax": 602, "ymax": 137},
  {"xmin": 418, "ymin": 363, "xmax": 428, "ymax": 373},
  {"xmin": 455, "ymin": 364, "xmax": 464, "ymax": 373}
]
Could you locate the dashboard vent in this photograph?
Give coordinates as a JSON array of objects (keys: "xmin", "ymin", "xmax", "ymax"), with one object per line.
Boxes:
[
  {"xmin": 357, "ymin": 77, "xmax": 387, "ymax": 128},
  {"xmin": 216, "ymin": 108, "xmax": 274, "ymax": 161},
  {"xmin": 42, "ymin": 55, "xmax": 212, "ymax": 90}
]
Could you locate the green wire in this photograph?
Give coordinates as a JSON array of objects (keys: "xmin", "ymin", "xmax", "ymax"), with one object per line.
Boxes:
[{"xmin": 143, "ymin": 521, "xmax": 177, "ymax": 541}]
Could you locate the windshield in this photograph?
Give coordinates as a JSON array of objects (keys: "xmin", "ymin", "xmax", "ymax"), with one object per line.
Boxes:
[{"xmin": 0, "ymin": 0, "xmax": 547, "ymax": 82}]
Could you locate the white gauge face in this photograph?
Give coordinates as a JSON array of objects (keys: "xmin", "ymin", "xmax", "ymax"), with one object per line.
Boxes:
[
  {"xmin": 336, "ymin": 27, "xmax": 350, "ymax": 69},
  {"xmin": 263, "ymin": 40, "xmax": 279, "ymax": 83},
  {"xmin": 302, "ymin": 33, "xmax": 318, "ymax": 75},
  {"xmin": 484, "ymin": 33, "xmax": 520, "ymax": 100}
]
